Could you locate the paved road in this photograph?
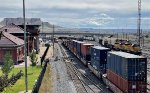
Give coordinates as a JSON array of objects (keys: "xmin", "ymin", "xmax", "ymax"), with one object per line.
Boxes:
[{"xmin": 50, "ymin": 43, "xmax": 77, "ymax": 93}]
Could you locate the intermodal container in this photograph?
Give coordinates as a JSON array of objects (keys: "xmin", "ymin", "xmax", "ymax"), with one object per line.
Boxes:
[
  {"xmin": 69, "ymin": 40, "xmax": 73, "ymax": 51},
  {"xmin": 72, "ymin": 40, "xmax": 77, "ymax": 55},
  {"xmin": 107, "ymin": 51, "xmax": 147, "ymax": 81},
  {"xmin": 99, "ymin": 39, "xmax": 103, "ymax": 45},
  {"xmin": 91, "ymin": 58, "xmax": 107, "ymax": 73},
  {"xmin": 66, "ymin": 40, "xmax": 69, "ymax": 48},
  {"xmin": 102, "ymin": 74, "xmax": 123, "ymax": 93},
  {"xmin": 81, "ymin": 43, "xmax": 94, "ymax": 62},
  {"xmin": 90, "ymin": 46, "xmax": 110, "ymax": 72},
  {"xmin": 70, "ymin": 40, "xmax": 74, "ymax": 52},
  {"xmin": 76, "ymin": 41, "xmax": 85, "ymax": 58},
  {"xmin": 67, "ymin": 40, "xmax": 70, "ymax": 49},
  {"xmin": 107, "ymin": 69, "xmax": 147, "ymax": 93},
  {"xmin": 63, "ymin": 40, "xmax": 66, "ymax": 46},
  {"xmin": 68, "ymin": 40, "xmax": 71, "ymax": 50},
  {"xmin": 91, "ymin": 46, "xmax": 110, "ymax": 62}
]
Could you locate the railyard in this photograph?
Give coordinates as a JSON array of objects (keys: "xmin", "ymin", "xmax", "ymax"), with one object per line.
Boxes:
[
  {"xmin": 49, "ymin": 42, "xmax": 113, "ymax": 93},
  {"xmin": 0, "ymin": 31, "xmax": 149, "ymax": 93},
  {"xmin": 44, "ymin": 34, "xmax": 149, "ymax": 93},
  {"xmin": 0, "ymin": 0, "xmax": 150, "ymax": 93},
  {"xmin": 58, "ymin": 35, "xmax": 149, "ymax": 93}
]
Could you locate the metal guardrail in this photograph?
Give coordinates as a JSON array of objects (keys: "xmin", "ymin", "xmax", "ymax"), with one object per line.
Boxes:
[{"xmin": 32, "ymin": 45, "xmax": 50, "ymax": 93}]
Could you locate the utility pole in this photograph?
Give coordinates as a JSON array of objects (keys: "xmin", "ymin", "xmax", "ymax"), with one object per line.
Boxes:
[
  {"xmin": 117, "ymin": 33, "xmax": 118, "ymax": 40},
  {"xmin": 123, "ymin": 32, "xmax": 125, "ymax": 39},
  {"xmin": 23, "ymin": 0, "xmax": 28, "ymax": 92},
  {"xmin": 141, "ymin": 29, "xmax": 144, "ymax": 47},
  {"xmin": 42, "ymin": 22, "xmax": 43, "ymax": 37},
  {"xmin": 126, "ymin": 33, "xmax": 128, "ymax": 40},
  {"xmin": 52, "ymin": 25, "xmax": 54, "ymax": 57},
  {"xmin": 138, "ymin": 0, "xmax": 141, "ymax": 47}
]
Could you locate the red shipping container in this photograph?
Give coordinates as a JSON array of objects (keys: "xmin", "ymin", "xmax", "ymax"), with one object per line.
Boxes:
[
  {"xmin": 107, "ymin": 69, "xmax": 146, "ymax": 93},
  {"xmin": 81, "ymin": 43, "xmax": 94, "ymax": 56}
]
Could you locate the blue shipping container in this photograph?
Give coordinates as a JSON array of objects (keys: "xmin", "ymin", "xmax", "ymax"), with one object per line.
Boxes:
[
  {"xmin": 90, "ymin": 46, "xmax": 110, "ymax": 72},
  {"xmin": 91, "ymin": 46, "xmax": 110, "ymax": 62},
  {"xmin": 107, "ymin": 51, "xmax": 147, "ymax": 81}
]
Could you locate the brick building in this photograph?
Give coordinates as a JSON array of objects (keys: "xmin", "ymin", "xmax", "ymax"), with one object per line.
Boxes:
[
  {"xmin": 1, "ymin": 18, "xmax": 42, "ymax": 54},
  {"xmin": 0, "ymin": 32, "xmax": 24, "ymax": 65}
]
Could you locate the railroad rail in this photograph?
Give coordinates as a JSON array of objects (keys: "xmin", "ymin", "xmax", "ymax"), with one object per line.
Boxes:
[{"xmin": 59, "ymin": 43, "xmax": 104, "ymax": 93}]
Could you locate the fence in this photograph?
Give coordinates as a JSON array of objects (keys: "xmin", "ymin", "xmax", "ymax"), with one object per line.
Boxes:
[
  {"xmin": 41, "ymin": 45, "xmax": 50, "ymax": 65},
  {"xmin": 32, "ymin": 45, "xmax": 50, "ymax": 93}
]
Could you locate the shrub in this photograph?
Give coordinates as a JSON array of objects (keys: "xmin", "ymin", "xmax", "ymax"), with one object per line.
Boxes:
[
  {"xmin": 29, "ymin": 50, "xmax": 38, "ymax": 66},
  {"xmin": 1, "ymin": 52, "xmax": 14, "ymax": 77}
]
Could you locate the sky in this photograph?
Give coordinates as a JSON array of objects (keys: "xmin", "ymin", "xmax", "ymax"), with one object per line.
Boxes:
[{"xmin": 0, "ymin": 0, "xmax": 150, "ymax": 29}]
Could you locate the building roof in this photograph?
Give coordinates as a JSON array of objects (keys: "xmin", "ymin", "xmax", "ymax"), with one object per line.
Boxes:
[
  {"xmin": 0, "ymin": 24, "xmax": 24, "ymax": 34},
  {"xmin": 109, "ymin": 51, "xmax": 144, "ymax": 58},
  {"xmin": 3, "ymin": 18, "xmax": 42, "ymax": 26},
  {"xmin": 0, "ymin": 32, "xmax": 24, "ymax": 47}
]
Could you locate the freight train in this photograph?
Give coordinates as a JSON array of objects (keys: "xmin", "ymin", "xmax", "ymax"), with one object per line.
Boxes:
[
  {"xmin": 99, "ymin": 39, "xmax": 141, "ymax": 55},
  {"xmin": 62, "ymin": 39, "xmax": 147, "ymax": 93}
]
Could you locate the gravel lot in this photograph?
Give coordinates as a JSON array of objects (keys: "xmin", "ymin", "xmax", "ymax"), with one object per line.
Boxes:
[{"xmin": 50, "ymin": 43, "xmax": 77, "ymax": 93}]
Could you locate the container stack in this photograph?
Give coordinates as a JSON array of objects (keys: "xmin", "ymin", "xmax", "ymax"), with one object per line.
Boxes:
[
  {"xmin": 66, "ymin": 40, "xmax": 69, "ymax": 48},
  {"xmin": 107, "ymin": 51, "xmax": 147, "ymax": 93},
  {"xmin": 69, "ymin": 40, "xmax": 73, "ymax": 52},
  {"xmin": 72, "ymin": 40, "xmax": 77, "ymax": 55},
  {"xmin": 80, "ymin": 43, "xmax": 94, "ymax": 65},
  {"xmin": 90, "ymin": 46, "xmax": 110, "ymax": 73},
  {"xmin": 76, "ymin": 41, "xmax": 85, "ymax": 58}
]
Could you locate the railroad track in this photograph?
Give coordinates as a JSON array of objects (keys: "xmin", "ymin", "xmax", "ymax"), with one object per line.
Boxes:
[
  {"xmin": 60, "ymin": 44, "xmax": 89, "ymax": 93},
  {"xmin": 69, "ymin": 54, "xmax": 109, "ymax": 93},
  {"xmin": 59, "ymin": 43, "xmax": 104, "ymax": 93},
  {"xmin": 60, "ymin": 43, "xmax": 111, "ymax": 93},
  {"xmin": 65, "ymin": 60, "xmax": 89, "ymax": 93}
]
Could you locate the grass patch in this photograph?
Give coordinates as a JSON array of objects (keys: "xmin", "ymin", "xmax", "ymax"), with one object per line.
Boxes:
[
  {"xmin": 38, "ymin": 64, "xmax": 52, "ymax": 93},
  {"xmin": 0, "ymin": 65, "xmax": 42, "ymax": 93}
]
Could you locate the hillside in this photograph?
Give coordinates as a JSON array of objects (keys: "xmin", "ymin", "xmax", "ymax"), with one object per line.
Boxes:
[{"xmin": 40, "ymin": 22, "xmax": 77, "ymax": 33}]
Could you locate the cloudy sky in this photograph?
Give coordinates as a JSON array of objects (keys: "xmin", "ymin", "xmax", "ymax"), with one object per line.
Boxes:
[{"xmin": 0, "ymin": 0, "xmax": 150, "ymax": 29}]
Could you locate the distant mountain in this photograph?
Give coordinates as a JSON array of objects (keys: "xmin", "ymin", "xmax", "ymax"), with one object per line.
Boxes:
[
  {"xmin": 42, "ymin": 22, "xmax": 62, "ymax": 28},
  {"xmin": 78, "ymin": 28, "xmax": 150, "ymax": 33},
  {"xmin": 40, "ymin": 22, "xmax": 77, "ymax": 33},
  {"xmin": 0, "ymin": 19, "xmax": 149, "ymax": 33}
]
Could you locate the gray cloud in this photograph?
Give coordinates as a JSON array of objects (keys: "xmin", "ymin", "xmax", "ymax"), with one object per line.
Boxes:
[{"xmin": 0, "ymin": 0, "xmax": 149, "ymax": 28}]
